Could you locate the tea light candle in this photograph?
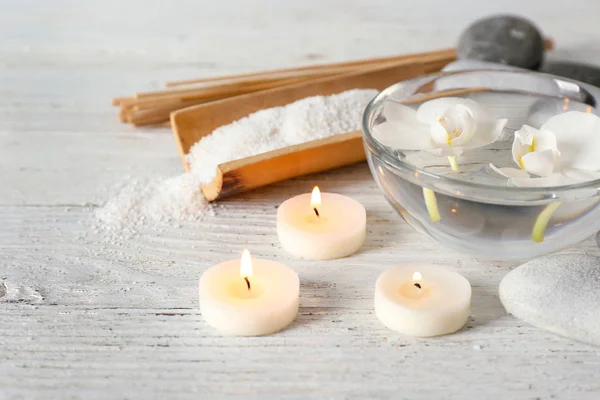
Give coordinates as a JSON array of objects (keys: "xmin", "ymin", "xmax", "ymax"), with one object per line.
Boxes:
[
  {"xmin": 375, "ymin": 263, "xmax": 471, "ymax": 337},
  {"xmin": 199, "ymin": 249, "xmax": 299, "ymax": 336},
  {"xmin": 277, "ymin": 187, "xmax": 366, "ymax": 260}
]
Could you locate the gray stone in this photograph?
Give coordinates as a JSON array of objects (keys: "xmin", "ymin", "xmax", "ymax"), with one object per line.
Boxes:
[
  {"xmin": 541, "ymin": 61, "xmax": 600, "ymax": 89},
  {"xmin": 457, "ymin": 15, "xmax": 544, "ymax": 70},
  {"xmin": 596, "ymin": 231, "xmax": 600, "ymax": 248},
  {"xmin": 499, "ymin": 254, "xmax": 600, "ymax": 347}
]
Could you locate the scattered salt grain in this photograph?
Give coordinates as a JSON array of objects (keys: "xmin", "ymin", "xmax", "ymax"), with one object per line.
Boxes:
[
  {"xmin": 94, "ymin": 89, "xmax": 377, "ymax": 241},
  {"xmin": 93, "ymin": 174, "xmax": 211, "ymax": 243}
]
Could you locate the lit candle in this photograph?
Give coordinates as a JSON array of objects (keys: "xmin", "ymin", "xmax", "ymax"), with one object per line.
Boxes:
[
  {"xmin": 277, "ymin": 186, "xmax": 367, "ymax": 260},
  {"xmin": 198, "ymin": 249, "xmax": 299, "ymax": 336},
  {"xmin": 374, "ymin": 263, "xmax": 471, "ymax": 337}
]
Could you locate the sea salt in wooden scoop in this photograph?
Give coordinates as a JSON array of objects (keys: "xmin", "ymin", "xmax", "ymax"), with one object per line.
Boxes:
[{"xmin": 171, "ymin": 53, "xmax": 455, "ymax": 201}]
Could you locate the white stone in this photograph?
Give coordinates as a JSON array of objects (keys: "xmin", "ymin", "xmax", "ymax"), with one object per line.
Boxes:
[{"xmin": 499, "ymin": 254, "xmax": 600, "ymax": 347}]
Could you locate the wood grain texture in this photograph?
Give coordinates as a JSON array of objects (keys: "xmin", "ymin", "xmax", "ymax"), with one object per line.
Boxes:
[{"xmin": 2, "ymin": 1, "xmax": 600, "ymax": 399}]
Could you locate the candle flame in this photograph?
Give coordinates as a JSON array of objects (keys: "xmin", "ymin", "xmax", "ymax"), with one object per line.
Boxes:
[
  {"xmin": 413, "ymin": 271, "xmax": 422, "ymax": 281},
  {"xmin": 311, "ymin": 186, "xmax": 321, "ymax": 208},
  {"xmin": 586, "ymin": 105, "xmax": 593, "ymax": 113},
  {"xmin": 240, "ymin": 249, "xmax": 252, "ymax": 278},
  {"xmin": 562, "ymin": 97, "xmax": 570, "ymax": 111}
]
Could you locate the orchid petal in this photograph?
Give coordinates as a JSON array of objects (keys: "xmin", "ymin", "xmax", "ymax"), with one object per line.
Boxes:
[
  {"xmin": 490, "ymin": 163, "xmax": 575, "ymax": 187},
  {"xmin": 512, "ymin": 125, "xmax": 537, "ymax": 166},
  {"xmin": 466, "ymin": 118, "xmax": 507, "ymax": 148},
  {"xmin": 531, "ymin": 129, "xmax": 558, "ymax": 153},
  {"xmin": 489, "ymin": 164, "xmax": 530, "ymax": 179},
  {"xmin": 430, "ymin": 119, "xmax": 451, "ymax": 148},
  {"xmin": 382, "ymin": 97, "xmax": 506, "ymax": 156},
  {"xmin": 428, "ymin": 103, "xmax": 481, "ymax": 148},
  {"xmin": 416, "ymin": 97, "xmax": 482, "ymax": 124},
  {"xmin": 383, "ymin": 101, "xmax": 420, "ymax": 124},
  {"xmin": 447, "ymin": 105, "xmax": 477, "ymax": 146},
  {"xmin": 372, "ymin": 121, "xmax": 434, "ymax": 150},
  {"xmin": 419, "ymin": 97, "xmax": 505, "ymax": 151},
  {"xmin": 541, "ymin": 111, "xmax": 600, "ymax": 171},
  {"xmin": 520, "ymin": 149, "xmax": 556, "ymax": 177}
]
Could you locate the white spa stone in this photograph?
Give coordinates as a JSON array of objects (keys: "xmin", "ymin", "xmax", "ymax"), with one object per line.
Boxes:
[
  {"xmin": 199, "ymin": 255, "xmax": 299, "ymax": 336},
  {"xmin": 277, "ymin": 190, "xmax": 366, "ymax": 260},
  {"xmin": 375, "ymin": 263, "xmax": 471, "ymax": 337},
  {"xmin": 499, "ymin": 254, "xmax": 600, "ymax": 347}
]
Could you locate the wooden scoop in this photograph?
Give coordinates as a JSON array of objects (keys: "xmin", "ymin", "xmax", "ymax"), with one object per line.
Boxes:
[{"xmin": 171, "ymin": 51, "xmax": 457, "ymax": 201}]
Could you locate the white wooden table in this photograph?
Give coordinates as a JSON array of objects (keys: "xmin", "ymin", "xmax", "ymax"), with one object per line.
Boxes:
[{"xmin": 2, "ymin": 1, "xmax": 600, "ymax": 398}]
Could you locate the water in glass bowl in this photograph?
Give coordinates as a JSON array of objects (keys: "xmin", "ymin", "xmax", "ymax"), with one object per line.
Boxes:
[{"xmin": 368, "ymin": 90, "xmax": 600, "ymax": 260}]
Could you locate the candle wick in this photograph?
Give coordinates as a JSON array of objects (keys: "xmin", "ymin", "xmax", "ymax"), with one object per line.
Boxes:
[
  {"xmin": 244, "ymin": 276, "xmax": 251, "ymax": 291},
  {"xmin": 313, "ymin": 207, "xmax": 320, "ymax": 217},
  {"xmin": 414, "ymin": 282, "xmax": 422, "ymax": 289}
]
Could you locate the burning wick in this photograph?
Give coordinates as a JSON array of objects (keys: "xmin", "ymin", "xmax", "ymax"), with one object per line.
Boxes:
[
  {"xmin": 311, "ymin": 186, "xmax": 321, "ymax": 218},
  {"xmin": 244, "ymin": 276, "xmax": 251, "ymax": 290},
  {"xmin": 413, "ymin": 271, "xmax": 422, "ymax": 289},
  {"xmin": 414, "ymin": 282, "xmax": 422, "ymax": 289}
]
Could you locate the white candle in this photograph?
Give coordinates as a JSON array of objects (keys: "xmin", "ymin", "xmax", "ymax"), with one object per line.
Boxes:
[
  {"xmin": 375, "ymin": 263, "xmax": 471, "ymax": 337},
  {"xmin": 277, "ymin": 187, "xmax": 366, "ymax": 260},
  {"xmin": 199, "ymin": 249, "xmax": 299, "ymax": 336}
]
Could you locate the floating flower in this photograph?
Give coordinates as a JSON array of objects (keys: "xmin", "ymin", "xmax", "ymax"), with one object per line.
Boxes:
[
  {"xmin": 491, "ymin": 111, "xmax": 600, "ymax": 187},
  {"xmin": 374, "ymin": 97, "xmax": 508, "ymax": 223},
  {"xmin": 489, "ymin": 110, "xmax": 600, "ymax": 243},
  {"xmin": 512, "ymin": 125, "xmax": 559, "ymax": 177},
  {"xmin": 373, "ymin": 97, "xmax": 508, "ymax": 157}
]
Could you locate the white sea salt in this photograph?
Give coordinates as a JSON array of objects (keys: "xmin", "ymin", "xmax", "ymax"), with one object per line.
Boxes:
[
  {"xmin": 93, "ymin": 174, "xmax": 211, "ymax": 243},
  {"xmin": 94, "ymin": 89, "xmax": 377, "ymax": 241},
  {"xmin": 186, "ymin": 89, "xmax": 378, "ymax": 184}
]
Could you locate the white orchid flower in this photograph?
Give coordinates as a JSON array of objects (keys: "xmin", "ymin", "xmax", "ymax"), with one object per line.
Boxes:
[
  {"xmin": 373, "ymin": 97, "xmax": 508, "ymax": 159},
  {"xmin": 373, "ymin": 97, "xmax": 507, "ymax": 223},
  {"xmin": 491, "ymin": 111, "xmax": 600, "ymax": 187},
  {"xmin": 489, "ymin": 110, "xmax": 600, "ymax": 243},
  {"xmin": 512, "ymin": 125, "xmax": 560, "ymax": 176}
]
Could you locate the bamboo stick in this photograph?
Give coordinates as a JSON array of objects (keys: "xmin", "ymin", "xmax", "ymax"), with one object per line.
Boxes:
[
  {"xmin": 129, "ymin": 98, "xmax": 216, "ymax": 126},
  {"xmin": 126, "ymin": 55, "xmax": 451, "ymax": 127},
  {"xmin": 164, "ymin": 38, "xmax": 553, "ymax": 88},
  {"xmin": 123, "ymin": 50, "xmax": 455, "ymax": 106},
  {"xmin": 113, "ymin": 38, "xmax": 554, "ymax": 126},
  {"xmin": 133, "ymin": 75, "xmax": 310, "ymax": 102},
  {"xmin": 162, "ymin": 66, "xmax": 357, "ymax": 88},
  {"xmin": 164, "ymin": 48, "xmax": 456, "ymax": 87},
  {"xmin": 111, "ymin": 49, "xmax": 458, "ymax": 108}
]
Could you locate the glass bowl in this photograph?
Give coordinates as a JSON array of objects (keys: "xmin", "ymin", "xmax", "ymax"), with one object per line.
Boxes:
[{"xmin": 362, "ymin": 70, "xmax": 600, "ymax": 260}]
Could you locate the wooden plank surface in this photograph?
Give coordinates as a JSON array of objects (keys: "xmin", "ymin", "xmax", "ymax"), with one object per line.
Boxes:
[{"xmin": 1, "ymin": 1, "xmax": 600, "ymax": 399}]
